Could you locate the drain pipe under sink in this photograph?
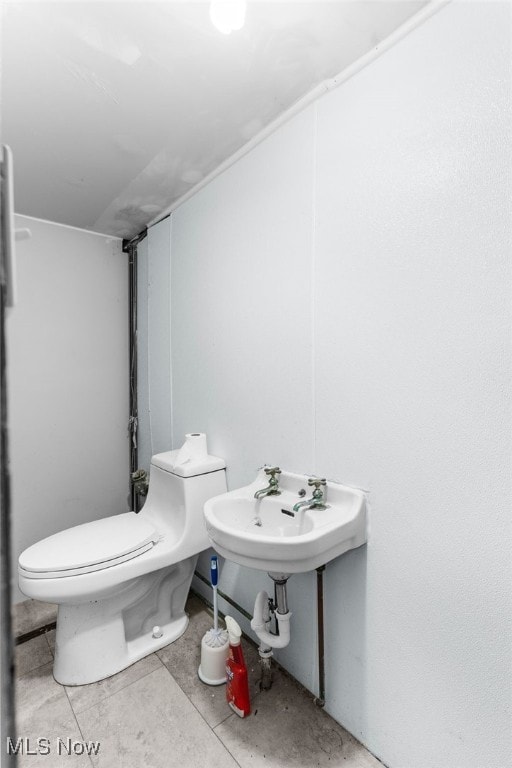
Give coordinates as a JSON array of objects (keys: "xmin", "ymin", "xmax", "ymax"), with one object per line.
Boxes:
[
  {"xmin": 250, "ymin": 569, "xmax": 326, "ymax": 704},
  {"xmin": 251, "ymin": 574, "xmax": 292, "ymax": 689},
  {"xmin": 250, "ymin": 590, "xmax": 292, "ymax": 649}
]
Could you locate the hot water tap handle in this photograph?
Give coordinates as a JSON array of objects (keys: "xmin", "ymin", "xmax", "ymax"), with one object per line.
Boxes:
[
  {"xmin": 308, "ymin": 477, "xmax": 327, "ymax": 500},
  {"xmin": 308, "ymin": 477, "xmax": 326, "ymax": 488}
]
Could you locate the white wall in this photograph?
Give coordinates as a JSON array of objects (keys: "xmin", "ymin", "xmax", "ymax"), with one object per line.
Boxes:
[
  {"xmin": 144, "ymin": 4, "xmax": 511, "ymax": 767},
  {"xmin": 7, "ymin": 216, "xmax": 130, "ymax": 603}
]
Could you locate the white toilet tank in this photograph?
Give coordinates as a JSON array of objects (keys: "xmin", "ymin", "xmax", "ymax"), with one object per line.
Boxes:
[{"xmin": 140, "ymin": 449, "xmax": 227, "ymax": 554}]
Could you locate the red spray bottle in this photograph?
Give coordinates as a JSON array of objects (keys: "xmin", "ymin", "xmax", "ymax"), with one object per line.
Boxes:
[{"xmin": 225, "ymin": 616, "xmax": 251, "ymax": 718}]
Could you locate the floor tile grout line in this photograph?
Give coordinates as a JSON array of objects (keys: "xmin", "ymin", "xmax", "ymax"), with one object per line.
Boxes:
[
  {"xmin": 211, "ymin": 709, "xmax": 236, "ymax": 728},
  {"xmin": 156, "ymin": 659, "xmax": 219, "ymax": 725},
  {"xmin": 45, "ymin": 629, "xmax": 55, "ymax": 657},
  {"xmin": 185, "ymin": 691, "xmax": 243, "ymax": 768},
  {"xmin": 209, "ymin": 731, "xmax": 244, "ymax": 768},
  {"xmin": 63, "ymin": 685, "xmax": 96, "ymax": 768},
  {"xmin": 156, "ymin": 659, "xmax": 244, "ymax": 767},
  {"xmin": 67, "ymin": 655, "xmax": 165, "ymax": 717},
  {"xmin": 15, "ymin": 657, "xmax": 54, "ymax": 680}
]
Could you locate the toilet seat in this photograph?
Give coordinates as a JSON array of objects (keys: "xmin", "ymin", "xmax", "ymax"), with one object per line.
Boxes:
[{"xmin": 19, "ymin": 513, "xmax": 160, "ymax": 579}]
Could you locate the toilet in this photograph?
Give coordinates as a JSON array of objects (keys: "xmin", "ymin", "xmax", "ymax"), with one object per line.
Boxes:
[{"xmin": 18, "ymin": 442, "xmax": 226, "ymax": 685}]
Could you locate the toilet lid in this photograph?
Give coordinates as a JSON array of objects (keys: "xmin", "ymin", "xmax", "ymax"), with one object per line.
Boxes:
[{"xmin": 19, "ymin": 513, "xmax": 160, "ymax": 578}]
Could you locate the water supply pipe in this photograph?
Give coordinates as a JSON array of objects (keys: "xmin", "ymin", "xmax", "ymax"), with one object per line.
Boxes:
[{"xmin": 315, "ymin": 565, "xmax": 326, "ymax": 707}]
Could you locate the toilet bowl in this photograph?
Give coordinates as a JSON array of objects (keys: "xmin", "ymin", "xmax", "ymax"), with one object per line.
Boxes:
[{"xmin": 18, "ymin": 445, "xmax": 227, "ymax": 685}]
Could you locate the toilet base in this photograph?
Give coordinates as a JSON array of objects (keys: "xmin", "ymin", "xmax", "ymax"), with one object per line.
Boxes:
[{"xmin": 53, "ymin": 556, "xmax": 197, "ymax": 685}]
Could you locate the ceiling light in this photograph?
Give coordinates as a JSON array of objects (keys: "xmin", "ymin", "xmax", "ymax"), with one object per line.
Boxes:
[{"xmin": 209, "ymin": 0, "xmax": 246, "ymax": 35}]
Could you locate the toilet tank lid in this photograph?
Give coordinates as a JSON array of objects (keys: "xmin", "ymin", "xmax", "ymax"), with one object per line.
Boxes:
[{"xmin": 151, "ymin": 449, "xmax": 225, "ymax": 477}]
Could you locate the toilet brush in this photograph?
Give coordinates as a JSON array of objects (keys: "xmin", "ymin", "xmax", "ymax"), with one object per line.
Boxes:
[{"xmin": 198, "ymin": 555, "xmax": 229, "ymax": 685}]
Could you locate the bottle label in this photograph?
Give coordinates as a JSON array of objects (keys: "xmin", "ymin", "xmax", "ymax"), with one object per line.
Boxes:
[
  {"xmin": 228, "ymin": 700, "xmax": 246, "ymax": 718},
  {"xmin": 225, "ymin": 657, "xmax": 250, "ymax": 718}
]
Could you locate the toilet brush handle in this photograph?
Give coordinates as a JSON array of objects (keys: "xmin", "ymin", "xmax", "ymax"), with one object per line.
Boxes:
[
  {"xmin": 210, "ymin": 556, "xmax": 218, "ymax": 587},
  {"xmin": 210, "ymin": 555, "xmax": 219, "ymax": 632},
  {"xmin": 213, "ymin": 585, "xmax": 218, "ymax": 632}
]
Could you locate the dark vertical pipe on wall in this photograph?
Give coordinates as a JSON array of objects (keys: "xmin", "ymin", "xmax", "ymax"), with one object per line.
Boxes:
[
  {"xmin": 127, "ymin": 240, "xmax": 138, "ymax": 511},
  {"xmin": 0, "ymin": 291, "xmax": 16, "ymax": 767},
  {"xmin": 123, "ymin": 231, "xmax": 146, "ymax": 513},
  {"xmin": 0, "ymin": 194, "xmax": 16, "ymax": 765},
  {"xmin": 316, "ymin": 565, "xmax": 326, "ymax": 707}
]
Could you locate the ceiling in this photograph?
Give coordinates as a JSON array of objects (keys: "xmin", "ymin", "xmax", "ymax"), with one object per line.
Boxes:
[{"xmin": 2, "ymin": 1, "xmax": 427, "ymax": 239}]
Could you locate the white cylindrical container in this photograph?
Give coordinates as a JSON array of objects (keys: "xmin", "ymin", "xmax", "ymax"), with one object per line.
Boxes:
[{"xmin": 198, "ymin": 632, "xmax": 229, "ymax": 686}]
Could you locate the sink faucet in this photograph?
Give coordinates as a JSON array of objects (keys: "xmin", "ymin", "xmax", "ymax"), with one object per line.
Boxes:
[
  {"xmin": 254, "ymin": 467, "xmax": 282, "ymax": 499},
  {"xmin": 293, "ymin": 478, "xmax": 328, "ymax": 512}
]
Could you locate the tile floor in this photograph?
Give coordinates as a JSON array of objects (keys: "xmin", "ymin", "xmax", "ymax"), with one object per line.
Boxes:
[{"xmin": 12, "ymin": 595, "xmax": 383, "ymax": 768}]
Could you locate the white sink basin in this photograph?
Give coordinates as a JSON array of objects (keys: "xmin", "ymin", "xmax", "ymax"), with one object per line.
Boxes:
[{"xmin": 203, "ymin": 469, "xmax": 367, "ymax": 573}]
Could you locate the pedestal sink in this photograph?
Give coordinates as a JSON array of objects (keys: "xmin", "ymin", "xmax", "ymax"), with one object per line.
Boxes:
[{"xmin": 203, "ymin": 468, "xmax": 367, "ymax": 573}]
